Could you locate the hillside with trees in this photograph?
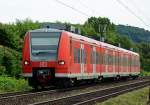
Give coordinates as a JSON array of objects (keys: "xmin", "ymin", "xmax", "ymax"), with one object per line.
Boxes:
[{"xmin": 116, "ymin": 25, "xmax": 150, "ymax": 43}]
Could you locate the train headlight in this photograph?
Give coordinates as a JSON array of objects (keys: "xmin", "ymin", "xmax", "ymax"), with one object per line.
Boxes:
[
  {"xmin": 24, "ymin": 60, "xmax": 29, "ymax": 65},
  {"xmin": 58, "ymin": 60, "xmax": 65, "ymax": 65}
]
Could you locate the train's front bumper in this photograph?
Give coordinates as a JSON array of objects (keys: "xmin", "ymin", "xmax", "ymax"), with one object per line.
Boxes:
[{"xmin": 22, "ymin": 61, "xmax": 56, "ymax": 77}]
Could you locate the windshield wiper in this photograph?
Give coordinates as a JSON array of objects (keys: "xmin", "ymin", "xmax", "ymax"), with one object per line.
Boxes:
[{"xmin": 33, "ymin": 51, "xmax": 46, "ymax": 55}]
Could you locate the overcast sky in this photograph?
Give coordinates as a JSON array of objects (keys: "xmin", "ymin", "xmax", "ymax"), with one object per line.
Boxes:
[{"xmin": 0, "ymin": 0, "xmax": 150, "ymax": 31}]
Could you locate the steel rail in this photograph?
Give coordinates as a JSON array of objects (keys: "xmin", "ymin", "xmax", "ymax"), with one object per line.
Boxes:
[
  {"xmin": 0, "ymin": 77, "xmax": 149, "ymax": 105},
  {"xmin": 31, "ymin": 79, "xmax": 150, "ymax": 105}
]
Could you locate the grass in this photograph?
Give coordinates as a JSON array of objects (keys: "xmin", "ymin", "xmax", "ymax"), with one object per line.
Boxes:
[
  {"xmin": 140, "ymin": 70, "xmax": 150, "ymax": 77},
  {"xmin": 97, "ymin": 87, "xmax": 149, "ymax": 105},
  {"xmin": 0, "ymin": 76, "xmax": 31, "ymax": 93}
]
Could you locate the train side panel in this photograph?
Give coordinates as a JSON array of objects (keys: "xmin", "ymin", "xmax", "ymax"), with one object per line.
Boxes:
[
  {"xmin": 55, "ymin": 32, "xmax": 71, "ymax": 77},
  {"xmin": 22, "ymin": 32, "xmax": 32, "ymax": 77}
]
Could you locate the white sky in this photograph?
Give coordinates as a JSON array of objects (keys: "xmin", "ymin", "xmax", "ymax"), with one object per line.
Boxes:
[{"xmin": 0, "ymin": 0, "xmax": 150, "ymax": 31}]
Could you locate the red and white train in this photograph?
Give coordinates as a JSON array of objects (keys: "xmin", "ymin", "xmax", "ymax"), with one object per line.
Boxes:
[{"xmin": 22, "ymin": 28, "xmax": 140, "ymax": 88}]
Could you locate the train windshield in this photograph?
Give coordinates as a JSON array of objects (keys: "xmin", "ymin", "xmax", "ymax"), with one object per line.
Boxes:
[{"xmin": 30, "ymin": 32, "xmax": 61, "ymax": 61}]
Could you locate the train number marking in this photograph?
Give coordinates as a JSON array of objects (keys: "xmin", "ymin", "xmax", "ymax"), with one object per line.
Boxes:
[{"xmin": 40, "ymin": 62, "xmax": 48, "ymax": 67}]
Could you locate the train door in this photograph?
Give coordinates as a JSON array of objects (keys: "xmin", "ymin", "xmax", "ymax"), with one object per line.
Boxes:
[
  {"xmin": 118, "ymin": 51, "xmax": 121, "ymax": 75},
  {"xmin": 126, "ymin": 54, "xmax": 129, "ymax": 73},
  {"xmin": 105, "ymin": 49, "xmax": 108, "ymax": 74},
  {"xmin": 108, "ymin": 49, "xmax": 113, "ymax": 73},
  {"xmin": 96, "ymin": 46, "xmax": 101, "ymax": 75},
  {"xmin": 112, "ymin": 50, "xmax": 115, "ymax": 74},
  {"xmin": 129, "ymin": 54, "xmax": 132, "ymax": 74},
  {"xmin": 100, "ymin": 46, "xmax": 105, "ymax": 75},
  {"xmin": 117, "ymin": 51, "xmax": 119, "ymax": 74},
  {"xmin": 131, "ymin": 55, "xmax": 134, "ymax": 74},
  {"xmin": 92, "ymin": 46, "xmax": 96, "ymax": 76},
  {"xmin": 80, "ymin": 43, "xmax": 84, "ymax": 77},
  {"xmin": 72, "ymin": 39, "xmax": 81, "ymax": 75}
]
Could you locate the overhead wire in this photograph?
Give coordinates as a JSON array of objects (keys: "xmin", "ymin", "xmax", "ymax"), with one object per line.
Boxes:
[
  {"xmin": 54, "ymin": 0, "xmax": 150, "ymax": 30},
  {"xmin": 115, "ymin": 0, "xmax": 150, "ymax": 29},
  {"xmin": 77, "ymin": 0, "xmax": 107, "ymax": 18},
  {"xmin": 126, "ymin": 0, "xmax": 150, "ymax": 22},
  {"xmin": 54, "ymin": 0, "xmax": 90, "ymax": 17},
  {"xmin": 77, "ymin": 0, "xmax": 95, "ymax": 16}
]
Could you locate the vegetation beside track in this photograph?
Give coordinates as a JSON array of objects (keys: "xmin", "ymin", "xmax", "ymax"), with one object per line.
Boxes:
[
  {"xmin": 97, "ymin": 87, "xmax": 149, "ymax": 105},
  {"xmin": 140, "ymin": 70, "xmax": 150, "ymax": 76},
  {"xmin": 0, "ymin": 76, "xmax": 31, "ymax": 93}
]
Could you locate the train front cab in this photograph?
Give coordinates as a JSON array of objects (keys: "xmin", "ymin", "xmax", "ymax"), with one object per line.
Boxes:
[{"xmin": 22, "ymin": 29, "xmax": 71, "ymax": 88}]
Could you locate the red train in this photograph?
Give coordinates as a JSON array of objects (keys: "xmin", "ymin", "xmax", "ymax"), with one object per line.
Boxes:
[{"xmin": 22, "ymin": 28, "xmax": 140, "ymax": 88}]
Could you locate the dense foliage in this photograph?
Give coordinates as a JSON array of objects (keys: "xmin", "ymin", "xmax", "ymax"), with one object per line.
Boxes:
[
  {"xmin": 137, "ymin": 43, "xmax": 150, "ymax": 71},
  {"xmin": 0, "ymin": 76, "xmax": 31, "ymax": 92},
  {"xmin": 117, "ymin": 25, "xmax": 150, "ymax": 43},
  {"xmin": 0, "ymin": 17, "xmax": 149, "ymax": 79}
]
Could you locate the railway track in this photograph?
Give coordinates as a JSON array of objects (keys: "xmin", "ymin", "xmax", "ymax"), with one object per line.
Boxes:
[
  {"xmin": 0, "ymin": 86, "xmax": 55, "ymax": 98},
  {"xmin": 31, "ymin": 79, "xmax": 150, "ymax": 105},
  {"xmin": 0, "ymin": 77, "xmax": 149, "ymax": 105}
]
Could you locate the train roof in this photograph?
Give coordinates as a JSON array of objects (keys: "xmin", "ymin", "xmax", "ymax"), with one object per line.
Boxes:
[
  {"xmin": 28, "ymin": 28, "xmax": 139, "ymax": 56},
  {"xmin": 29, "ymin": 28, "xmax": 62, "ymax": 33},
  {"xmin": 66, "ymin": 31, "xmax": 139, "ymax": 56}
]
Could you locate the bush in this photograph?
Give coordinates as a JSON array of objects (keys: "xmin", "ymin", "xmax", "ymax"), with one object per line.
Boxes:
[
  {"xmin": 0, "ymin": 66, "xmax": 6, "ymax": 75},
  {"xmin": 0, "ymin": 46, "xmax": 21, "ymax": 77},
  {"xmin": 0, "ymin": 76, "xmax": 31, "ymax": 92},
  {"xmin": 140, "ymin": 70, "xmax": 150, "ymax": 76}
]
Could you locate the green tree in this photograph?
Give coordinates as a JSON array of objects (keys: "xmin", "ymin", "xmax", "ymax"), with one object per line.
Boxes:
[{"xmin": 15, "ymin": 19, "xmax": 40, "ymax": 38}]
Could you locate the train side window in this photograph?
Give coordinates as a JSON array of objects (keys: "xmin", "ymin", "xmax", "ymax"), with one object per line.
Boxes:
[
  {"xmin": 135, "ymin": 57, "xmax": 137, "ymax": 66},
  {"xmin": 90, "ymin": 51, "xmax": 96, "ymax": 64},
  {"xmin": 121, "ymin": 56, "xmax": 123, "ymax": 66},
  {"xmin": 130, "ymin": 56, "xmax": 132, "ymax": 67},
  {"xmin": 131, "ymin": 56, "xmax": 132, "ymax": 67},
  {"xmin": 74, "ymin": 48, "xmax": 77, "ymax": 63},
  {"xmin": 100, "ymin": 52, "xmax": 103, "ymax": 64},
  {"xmin": 84, "ymin": 50, "xmax": 87, "ymax": 64},
  {"xmin": 96, "ymin": 52, "xmax": 99, "ymax": 64},
  {"xmin": 133, "ymin": 57, "xmax": 135, "ymax": 66},
  {"xmin": 113, "ymin": 55, "xmax": 115, "ymax": 65},
  {"xmin": 81, "ymin": 49, "xmax": 87, "ymax": 64},
  {"xmin": 120, "ymin": 56, "xmax": 122, "ymax": 66},
  {"xmin": 111, "ymin": 55, "xmax": 113, "ymax": 65},
  {"xmin": 104, "ymin": 50, "xmax": 108, "ymax": 65},
  {"xmin": 123, "ymin": 56, "xmax": 125, "ymax": 66},
  {"xmin": 132, "ymin": 56, "xmax": 134, "ymax": 67},
  {"xmin": 78, "ymin": 48, "xmax": 81, "ymax": 63},
  {"xmin": 74, "ymin": 48, "xmax": 80, "ymax": 63},
  {"xmin": 104, "ymin": 54, "xmax": 106, "ymax": 64},
  {"xmin": 90, "ymin": 51, "xmax": 92, "ymax": 64},
  {"xmin": 126, "ymin": 55, "xmax": 128, "ymax": 67},
  {"xmin": 131, "ymin": 56, "xmax": 134, "ymax": 67},
  {"xmin": 108, "ymin": 55, "xmax": 111, "ymax": 65},
  {"xmin": 104, "ymin": 54, "xmax": 108, "ymax": 65},
  {"xmin": 122, "ymin": 56, "xmax": 124, "ymax": 66},
  {"xmin": 128, "ymin": 56, "xmax": 130, "ymax": 66},
  {"xmin": 117, "ymin": 55, "xmax": 119, "ymax": 65},
  {"xmin": 119, "ymin": 56, "xmax": 121, "ymax": 66},
  {"xmin": 124, "ymin": 56, "xmax": 127, "ymax": 66},
  {"xmin": 90, "ymin": 47, "xmax": 92, "ymax": 64},
  {"xmin": 135, "ymin": 57, "xmax": 136, "ymax": 66},
  {"xmin": 115, "ymin": 56, "xmax": 117, "ymax": 65}
]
